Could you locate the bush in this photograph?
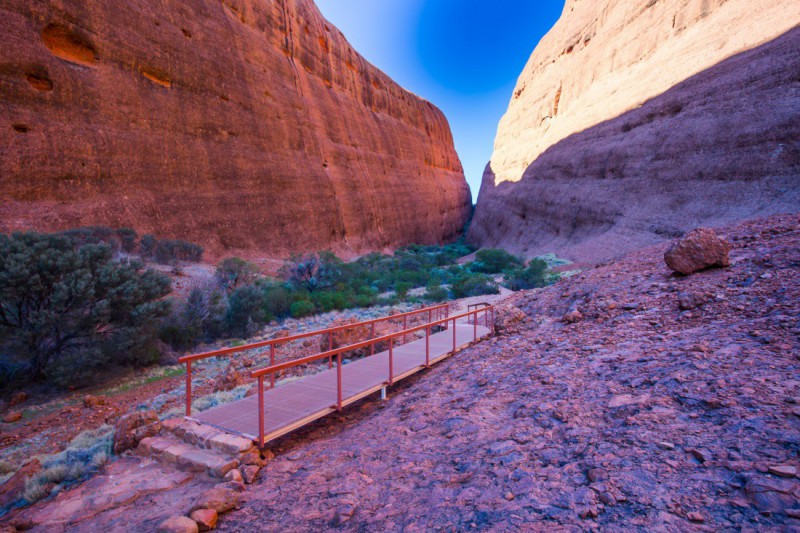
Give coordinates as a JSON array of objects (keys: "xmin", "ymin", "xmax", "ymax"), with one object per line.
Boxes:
[
  {"xmin": 0, "ymin": 232, "xmax": 171, "ymax": 384},
  {"xmin": 451, "ymin": 272, "xmax": 500, "ymax": 298},
  {"xmin": 153, "ymin": 239, "xmax": 203, "ymax": 264},
  {"xmin": 216, "ymin": 257, "xmax": 259, "ymax": 292},
  {"xmin": 470, "ymin": 248, "xmax": 522, "ymax": 274},
  {"xmin": 395, "ymin": 281, "xmax": 413, "ymax": 300},
  {"xmin": 289, "ymin": 300, "xmax": 316, "ymax": 319},
  {"xmin": 262, "ymin": 283, "xmax": 292, "ymax": 321},
  {"xmin": 116, "ymin": 228, "xmax": 138, "ymax": 253},
  {"xmin": 423, "ymin": 283, "xmax": 448, "ymax": 302},
  {"xmin": 504, "ymin": 258, "xmax": 550, "ymax": 291},
  {"xmin": 225, "ymin": 285, "xmax": 265, "ymax": 337},
  {"xmin": 282, "ymin": 251, "xmax": 342, "ymax": 292}
]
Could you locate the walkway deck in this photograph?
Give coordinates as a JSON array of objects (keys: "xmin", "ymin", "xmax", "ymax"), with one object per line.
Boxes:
[{"xmin": 190, "ymin": 322, "xmax": 490, "ymax": 444}]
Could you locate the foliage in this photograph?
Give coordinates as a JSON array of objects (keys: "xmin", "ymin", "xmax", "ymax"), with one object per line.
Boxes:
[
  {"xmin": 281, "ymin": 251, "xmax": 342, "ymax": 292},
  {"xmin": 504, "ymin": 258, "xmax": 550, "ymax": 291},
  {"xmin": 423, "ymin": 283, "xmax": 448, "ymax": 302},
  {"xmin": 450, "ymin": 271, "xmax": 500, "ymax": 298},
  {"xmin": 225, "ymin": 285, "xmax": 265, "ymax": 337},
  {"xmin": 0, "ymin": 232, "xmax": 171, "ymax": 385},
  {"xmin": 470, "ymin": 248, "xmax": 523, "ymax": 274},
  {"xmin": 216, "ymin": 257, "xmax": 259, "ymax": 292},
  {"xmin": 289, "ymin": 300, "xmax": 316, "ymax": 319},
  {"xmin": 152, "ymin": 239, "xmax": 203, "ymax": 264}
]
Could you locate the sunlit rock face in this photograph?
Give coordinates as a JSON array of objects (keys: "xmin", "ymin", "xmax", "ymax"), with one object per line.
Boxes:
[
  {"xmin": 0, "ymin": 0, "xmax": 471, "ymax": 260},
  {"xmin": 469, "ymin": 0, "xmax": 800, "ymax": 263}
]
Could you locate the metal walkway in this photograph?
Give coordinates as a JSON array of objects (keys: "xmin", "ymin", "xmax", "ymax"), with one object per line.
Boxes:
[{"xmin": 180, "ymin": 304, "xmax": 494, "ymax": 447}]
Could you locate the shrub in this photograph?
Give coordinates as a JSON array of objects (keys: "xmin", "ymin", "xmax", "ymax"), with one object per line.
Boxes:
[
  {"xmin": 504, "ymin": 258, "xmax": 549, "ymax": 291},
  {"xmin": 140, "ymin": 234, "xmax": 157, "ymax": 257},
  {"xmin": 423, "ymin": 283, "xmax": 448, "ymax": 302},
  {"xmin": 0, "ymin": 232, "xmax": 171, "ymax": 384},
  {"xmin": 225, "ymin": 285, "xmax": 265, "ymax": 337},
  {"xmin": 289, "ymin": 300, "xmax": 316, "ymax": 319},
  {"xmin": 216, "ymin": 257, "xmax": 259, "ymax": 292},
  {"xmin": 262, "ymin": 283, "xmax": 292, "ymax": 321},
  {"xmin": 153, "ymin": 239, "xmax": 203, "ymax": 264},
  {"xmin": 116, "ymin": 228, "xmax": 138, "ymax": 253},
  {"xmin": 282, "ymin": 251, "xmax": 342, "ymax": 292},
  {"xmin": 470, "ymin": 248, "xmax": 522, "ymax": 274},
  {"xmin": 395, "ymin": 281, "xmax": 413, "ymax": 300},
  {"xmin": 451, "ymin": 272, "xmax": 500, "ymax": 298}
]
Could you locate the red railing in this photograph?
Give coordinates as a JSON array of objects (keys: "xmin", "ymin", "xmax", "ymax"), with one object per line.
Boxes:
[
  {"xmin": 178, "ymin": 303, "xmax": 449, "ymax": 416},
  {"xmin": 249, "ymin": 304, "xmax": 495, "ymax": 447}
]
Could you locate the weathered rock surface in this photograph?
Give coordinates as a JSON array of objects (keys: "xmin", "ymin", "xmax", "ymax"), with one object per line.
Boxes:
[
  {"xmin": 469, "ymin": 0, "xmax": 800, "ymax": 263},
  {"xmin": 0, "ymin": 460, "xmax": 40, "ymax": 512},
  {"xmin": 0, "ymin": 0, "xmax": 471, "ymax": 260},
  {"xmin": 220, "ymin": 214, "xmax": 799, "ymax": 530},
  {"xmin": 664, "ymin": 228, "xmax": 731, "ymax": 275},
  {"xmin": 112, "ymin": 410, "xmax": 160, "ymax": 454},
  {"xmin": 157, "ymin": 515, "xmax": 199, "ymax": 533}
]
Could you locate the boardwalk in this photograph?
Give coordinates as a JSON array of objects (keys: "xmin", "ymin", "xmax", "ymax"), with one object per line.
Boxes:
[{"xmin": 191, "ymin": 322, "xmax": 490, "ymax": 444}]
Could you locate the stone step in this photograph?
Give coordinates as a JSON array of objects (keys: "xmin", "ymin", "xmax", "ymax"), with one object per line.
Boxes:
[
  {"xmin": 162, "ymin": 418, "xmax": 255, "ymax": 456},
  {"xmin": 138, "ymin": 435, "xmax": 240, "ymax": 478}
]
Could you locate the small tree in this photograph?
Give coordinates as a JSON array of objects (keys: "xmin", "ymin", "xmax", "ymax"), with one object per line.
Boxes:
[
  {"xmin": 470, "ymin": 248, "xmax": 523, "ymax": 274},
  {"xmin": 0, "ymin": 232, "xmax": 171, "ymax": 382},
  {"xmin": 282, "ymin": 251, "xmax": 342, "ymax": 292},
  {"xmin": 504, "ymin": 259, "xmax": 549, "ymax": 291},
  {"xmin": 216, "ymin": 257, "xmax": 259, "ymax": 292},
  {"xmin": 225, "ymin": 285, "xmax": 265, "ymax": 337}
]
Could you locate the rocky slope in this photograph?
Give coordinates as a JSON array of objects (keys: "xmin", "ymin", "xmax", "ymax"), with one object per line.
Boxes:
[
  {"xmin": 5, "ymin": 213, "xmax": 797, "ymax": 531},
  {"xmin": 0, "ymin": 0, "xmax": 471, "ymax": 260},
  {"xmin": 469, "ymin": 0, "xmax": 800, "ymax": 263}
]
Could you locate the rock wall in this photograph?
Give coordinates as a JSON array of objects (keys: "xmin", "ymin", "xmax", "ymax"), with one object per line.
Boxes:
[
  {"xmin": 0, "ymin": 0, "xmax": 471, "ymax": 260},
  {"xmin": 469, "ymin": 0, "xmax": 800, "ymax": 263}
]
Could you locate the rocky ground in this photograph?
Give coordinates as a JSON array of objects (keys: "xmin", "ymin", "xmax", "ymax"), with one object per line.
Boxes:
[
  {"xmin": 220, "ymin": 213, "xmax": 799, "ymax": 531},
  {"xmin": 2, "ymin": 213, "xmax": 798, "ymax": 531}
]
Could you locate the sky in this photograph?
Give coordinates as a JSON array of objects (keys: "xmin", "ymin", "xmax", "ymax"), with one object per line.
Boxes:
[{"xmin": 315, "ymin": 0, "xmax": 565, "ymax": 203}]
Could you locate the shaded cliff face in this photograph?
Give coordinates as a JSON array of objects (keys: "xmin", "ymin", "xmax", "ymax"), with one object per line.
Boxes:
[
  {"xmin": 0, "ymin": 0, "xmax": 471, "ymax": 260},
  {"xmin": 469, "ymin": 0, "xmax": 800, "ymax": 263}
]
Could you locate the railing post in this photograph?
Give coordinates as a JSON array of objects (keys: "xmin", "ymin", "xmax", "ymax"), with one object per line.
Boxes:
[
  {"xmin": 403, "ymin": 315, "xmax": 407, "ymax": 344},
  {"xmin": 452, "ymin": 318, "xmax": 456, "ymax": 352},
  {"xmin": 388, "ymin": 338, "xmax": 394, "ymax": 385},
  {"xmin": 425, "ymin": 327, "xmax": 430, "ymax": 367},
  {"xmin": 270, "ymin": 344, "xmax": 276, "ymax": 389},
  {"xmin": 371, "ymin": 322, "xmax": 375, "ymax": 355},
  {"xmin": 328, "ymin": 333, "xmax": 333, "ymax": 369},
  {"xmin": 336, "ymin": 352, "xmax": 343, "ymax": 411},
  {"xmin": 185, "ymin": 361, "xmax": 192, "ymax": 417},
  {"xmin": 258, "ymin": 375, "xmax": 265, "ymax": 448},
  {"xmin": 428, "ymin": 309, "xmax": 432, "ymax": 324},
  {"xmin": 445, "ymin": 306, "xmax": 449, "ymax": 329},
  {"xmin": 473, "ymin": 311, "xmax": 477, "ymax": 341}
]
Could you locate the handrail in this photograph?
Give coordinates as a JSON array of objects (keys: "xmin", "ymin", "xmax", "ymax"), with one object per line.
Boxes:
[
  {"xmin": 181, "ymin": 302, "xmax": 449, "ymax": 416},
  {"xmin": 249, "ymin": 304, "xmax": 495, "ymax": 446},
  {"xmin": 178, "ymin": 302, "xmax": 448, "ymax": 364},
  {"xmin": 251, "ymin": 305, "xmax": 493, "ymax": 377}
]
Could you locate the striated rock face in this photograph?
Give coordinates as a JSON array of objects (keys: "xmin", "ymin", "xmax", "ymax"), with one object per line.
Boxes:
[
  {"xmin": 469, "ymin": 0, "xmax": 800, "ymax": 263},
  {"xmin": 0, "ymin": 0, "xmax": 471, "ymax": 260}
]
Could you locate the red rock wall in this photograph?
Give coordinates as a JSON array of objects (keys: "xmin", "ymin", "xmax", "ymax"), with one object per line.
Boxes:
[
  {"xmin": 469, "ymin": 0, "xmax": 800, "ymax": 264},
  {"xmin": 0, "ymin": 0, "xmax": 471, "ymax": 260}
]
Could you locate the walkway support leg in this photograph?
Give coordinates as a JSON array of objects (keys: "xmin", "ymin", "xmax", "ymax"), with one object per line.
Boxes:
[
  {"xmin": 452, "ymin": 318, "xmax": 456, "ymax": 352},
  {"xmin": 425, "ymin": 327, "xmax": 430, "ymax": 368},
  {"xmin": 389, "ymin": 338, "xmax": 394, "ymax": 385},
  {"xmin": 185, "ymin": 361, "xmax": 192, "ymax": 417},
  {"xmin": 258, "ymin": 375, "xmax": 265, "ymax": 448},
  {"xmin": 328, "ymin": 335, "xmax": 333, "ymax": 369},
  {"xmin": 336, "ymin": 353, "xmax": 343, "ymax": 411},
  {"xmin": 371, "ymin": 323, "xmax": 375, "ymax": 355},
  {"xmin": 270, "ymin": 345, "xmax": 276, "ymax": 389}
]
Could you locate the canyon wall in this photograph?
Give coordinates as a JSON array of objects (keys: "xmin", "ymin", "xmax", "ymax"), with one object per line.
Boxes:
[
  {"xmin": 469, "ymin": 0, "xmax": 800, "ymax": 263},
  {"xmin": 0, "ymin": 0, "xmax": 471, "ymax": 260}
]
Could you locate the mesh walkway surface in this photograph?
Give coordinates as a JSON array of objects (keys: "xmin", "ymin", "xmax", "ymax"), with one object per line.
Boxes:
[{"xmin": 191, "ymin": 323, "xmax": 490, "ymax": 443}]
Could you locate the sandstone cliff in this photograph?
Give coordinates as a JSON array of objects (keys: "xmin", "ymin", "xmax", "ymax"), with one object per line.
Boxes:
[
  {"xmin": 0, "ymin": 0, "xmax": 471, "ymax": 260},
  {"xmin": 469, "ymin": 0, "xmax": 800, "ymax": 263}
]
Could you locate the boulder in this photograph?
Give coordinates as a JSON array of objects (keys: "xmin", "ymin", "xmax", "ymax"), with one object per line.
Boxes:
[
  {"xmin": 678, "ymin": 291, "xmax": 711, "ymax": 310},
  {"xmin": 189, "ymin": 509, "xmax": 218, "ymax": 532},
  {"xmin": 157, "ymin": 516, "xmax": 199, "ymax": 533},
  {"xmin": 2, "ymin": 412, "xmax": 22, "ymax": 424},
  {"xmin": 113, "ymin": 410, "xmax": 160, "ymax": 454},
  {"xmin": 191, "ymin": 486, "xmax": 240, "ymax": 514},
  {"xmin": 563, "ymin": 310, "xmax": 583, "ymax": 324},
  {"xmin": 493, "ymin": 304, "xmax": 527, "ymax": 335},
  {"xmin": 241, "ymin": 465, "xmax": 260, "ymax": 484},
  {"xmin": 664, "ymin": 229, "xmax": 732, "ymax": 275},
  {"xmin": 213, "ymin": 364, "xmax": 244, "ymax": 393}
]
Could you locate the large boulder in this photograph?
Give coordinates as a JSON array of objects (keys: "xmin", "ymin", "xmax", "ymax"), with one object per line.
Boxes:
[
  {"xmin": 191, "ymin": 486, "xmax": 240, "ymax": 514},
  {"xmin": 664, "ymin": 228, "xmax": 731, "ymax": 275},
  {"xmin": 113, "ymin": 410, "xmax": 161, "ymax": 454},
  {"xmin": 493, "ymin": 304, "xmax": 527, "ymax": 336},
  {"xmin": 157, "ymin": 516, "xmax": 199, "ymax": 533},
  {"xmin": 213, "ymin": 363, "xmax": 244, "ymax": 392}
]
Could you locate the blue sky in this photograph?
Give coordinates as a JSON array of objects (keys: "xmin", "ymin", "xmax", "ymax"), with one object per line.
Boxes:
[{"xmin": 316, "ymin": 0, "xmax": 565, "ymax": 203}]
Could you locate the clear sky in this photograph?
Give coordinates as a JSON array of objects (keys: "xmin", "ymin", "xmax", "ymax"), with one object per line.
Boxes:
[{"xmin": 316, "ymin": 0, "xmax": 565, "ymax": 203}]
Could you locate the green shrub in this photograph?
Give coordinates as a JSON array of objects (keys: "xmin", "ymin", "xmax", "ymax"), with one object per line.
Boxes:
[
  {"xmin": 116, "ymin": 228, "xmax": 138, "ymax": 253},
  {"xmin": 262, "ymin": 283, "xmax": 292, "ymax": 321},
  {"xmin": 451, "ymin": 272, "xmax": 500, "ymax": 298},
  {"xmin": 423, "ymin": 283, "xmax": 448, "ymax": 302},
  {"xmin": 153, "ymin": 239, "xmax": 203, "ymax": 264},
  {"xmin": 504, "ymin": 258, "xmax": 550, "ymax": 291},
  {"xmin": 470, "ymin": 248, "xmax": 522, "ymax": 274},
  {"xmin": 281, "ymin": 251, "xmax": 342, "ymax": 292},
  {"xmin": 216, "ymin": 257, "xmax": 259, "ymax": 292},
  {"xmin": 140, "ymin": 234, "xmax": 157, "ymax": 257},
  {"xmin": 0, "ymin": 232, "xmax": 171, "ymax": 384},
  {"xmin": 289, "ymin": 300, "xmax": 316, "ymax": 319},
  {"xmin": 395, "ymin": 281, "xmax": 413, "ymax": 300},
  {"xmin": 226, "ymin": 285, "xmax": 265, "ymax": 337}
]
